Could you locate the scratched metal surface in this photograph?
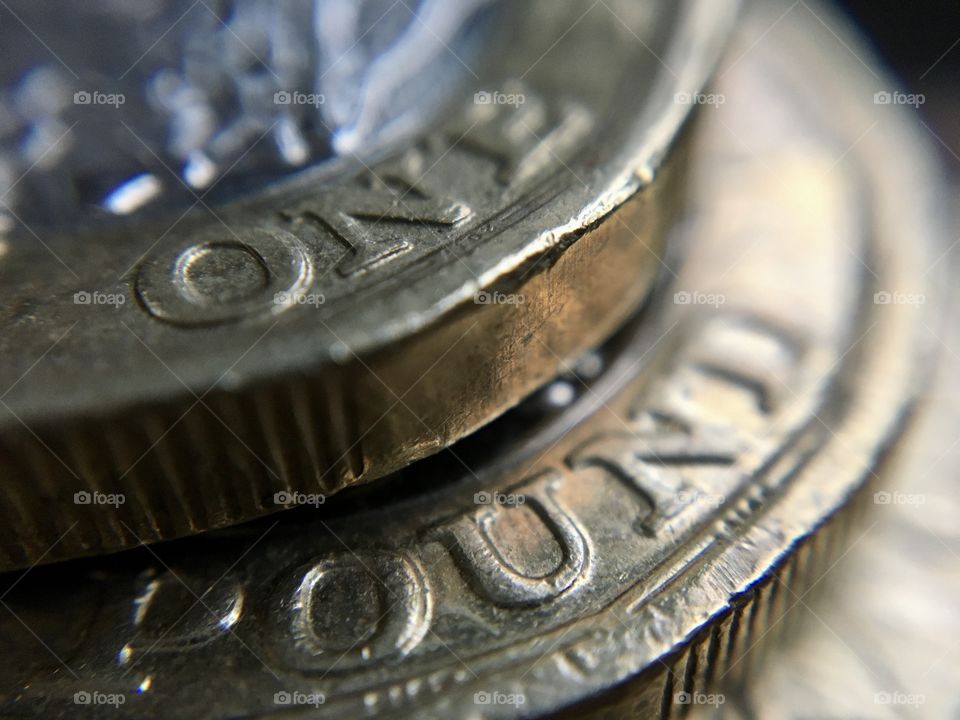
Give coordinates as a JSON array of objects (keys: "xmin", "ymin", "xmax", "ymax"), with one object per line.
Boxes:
[
  {"xmin": 0, "ymin": 0, "xmax": 738, "ymax": 566},
  {"xmin": 0, "ymin": 0, "xmax": 944, "ymax": 715}
]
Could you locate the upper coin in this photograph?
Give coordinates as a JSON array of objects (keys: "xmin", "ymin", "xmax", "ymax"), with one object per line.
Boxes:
[
  {"xmin": 0, "ymin": 0, "xmax": 738, "ymax": 566},
  {"xmin": 0, "ymin": 0, "xmax": 501, "ymax": 229}
]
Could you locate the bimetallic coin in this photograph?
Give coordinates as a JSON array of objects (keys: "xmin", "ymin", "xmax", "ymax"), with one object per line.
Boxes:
[
  {"xmin": 0, "ymin": 0, "xmax": 737, "ymax": 567},
  {"xmin": 0, "ymin": 2, "xmax": 943, "ymax": 716}
]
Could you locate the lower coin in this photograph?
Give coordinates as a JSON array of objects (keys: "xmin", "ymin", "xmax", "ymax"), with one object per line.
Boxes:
[
  {"xmin": 0, "ymin": 1, "xmax": 945, "ymax": 718},
  {"xmin": 697, "ymin": 319, "xmax": 960, "ymax": 719}
]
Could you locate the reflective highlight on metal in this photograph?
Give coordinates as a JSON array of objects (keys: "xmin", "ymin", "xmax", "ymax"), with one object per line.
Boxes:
[
  {"xmin": 0, "ymin": 2, "xmax": 945, "ymax": 716},
  {"xmin": 0, "ymin": 0, "xmax": 737, "ymax": 567}
]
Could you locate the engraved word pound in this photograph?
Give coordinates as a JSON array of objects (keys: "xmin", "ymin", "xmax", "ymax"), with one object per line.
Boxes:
[
  {"xmin": 118, "ymin": 568, "xmax": 244, "ymax": 664},
  {"xmin": 430, "ymin": 471, "xmax": 588, "ymax": 607},
  {"xmin": 267, "ymin": 551, "xmax": 432, "ymax": 673},
  {"xmin": 570, "ymin": 314, "xmax": 801, "ymax": 536}
]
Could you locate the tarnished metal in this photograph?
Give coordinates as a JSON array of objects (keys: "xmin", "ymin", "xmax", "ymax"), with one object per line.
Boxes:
[
  {"xmin": 0, "ymin": 2, "xmax": 945, "ymax": 716},
  {"xmin": 0, "ymin": 0, "xmax": 737, "ymax": 567}
]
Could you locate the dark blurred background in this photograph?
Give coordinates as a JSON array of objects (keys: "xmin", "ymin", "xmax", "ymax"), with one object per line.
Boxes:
[{"xmin": 837, "ymin": 0, "xmax": 960, "ymax": 174}]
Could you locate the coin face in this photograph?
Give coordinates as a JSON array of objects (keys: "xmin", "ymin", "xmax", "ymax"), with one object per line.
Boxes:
[
  {"xmin": 0, "ymin": 1, "xmax": 942, "ymax": 715},
  {"xmin": 0, "ymin": 0, "xmax": 737, "ymax": 567},
  {"xmin": 0, "ymin": 0, "xmax": 504, "ymax": 230}
]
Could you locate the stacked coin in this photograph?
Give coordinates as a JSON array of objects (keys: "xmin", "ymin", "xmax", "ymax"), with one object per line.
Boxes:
[
  {"xmin": 0, "ymin": 0, "xmax": 952, "ymax": 718},
  {"xmin": 0, "ymin": 0, "xmax": 733, "ymax": 568}
]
